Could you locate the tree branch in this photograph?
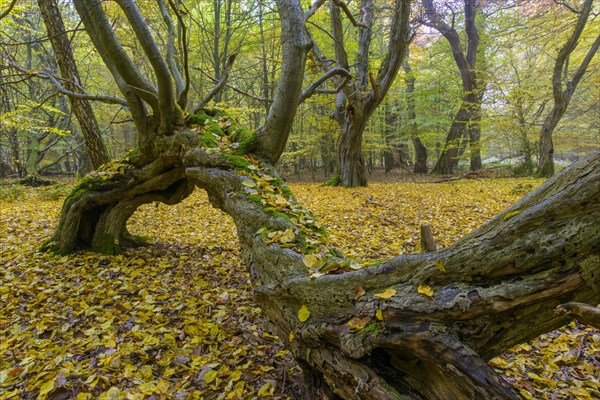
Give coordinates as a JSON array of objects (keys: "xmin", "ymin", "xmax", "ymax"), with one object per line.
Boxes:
[
  {"xmin": 0, "ymin": 0, "xmax": 17, "ymax": 20},
  {"xmin": 304, "ymin": 0, "xmax": 326, "ymax": 21},
  {"xmin": 167, "ymin": 0, "xmax": 190, "ymax": 109},
  {"xmin": 192, "ymin": 53, "xmax": 237, "ymax": 113},
  {"xmin": 298, "ymin": 67, "xmax": 351, "ymax": 103},
  {"xmin": 8, "ymin": 63, "xmax": 128, "ymax": 105},
  {"xmin": 157, "ymin": 0, "xmax": 186, "ymax": 109},
  {"xmin": 114, "ymin": 0, "xmax": 177, "ymax": 133},
  {"xmin": 556, "ymin": 302, "xmax": 600, "ymax": 329},
  {"xmin": 332, "ymin": 0, "xmax": 368, "ymax": 28}
]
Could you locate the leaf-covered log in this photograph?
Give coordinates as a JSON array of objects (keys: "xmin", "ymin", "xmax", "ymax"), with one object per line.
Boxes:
[{"xmin": 185, "ymin": 144, "xmax": 600, "ymax": 398}]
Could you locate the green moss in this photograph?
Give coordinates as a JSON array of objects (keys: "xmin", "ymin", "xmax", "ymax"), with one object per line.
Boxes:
[
  {"xmin": 230, "ymin": 128, "xmax": 255, "ymax": 155},
  {"xmin": 534, "ymin": 161, "xmax": 554, "ymax": 178},
  {"xmin": 247, "ymin": 194, "xmax": 264, "ymax": 203},
  {"xmin": 199, "ymin": 131, "xmax": 220, "ymax": 148},
  {"xmin": 222, "ymin": 154, "xmax": 251, "ymax": 169},
  {"xmin": 93, "ymin": 233, "xmax": 123, "ymax": 256}
]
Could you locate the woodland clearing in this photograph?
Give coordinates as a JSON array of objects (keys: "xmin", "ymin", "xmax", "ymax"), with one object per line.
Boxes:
[{"xmin": 1, "ymin": 178, "xmax": 598, "ymax": 400}]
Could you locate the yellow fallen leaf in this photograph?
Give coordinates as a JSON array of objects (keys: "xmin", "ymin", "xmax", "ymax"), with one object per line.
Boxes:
[
  {"xmin": 289, "ymin": 331, "xmax": 295, "ymax": 341},
  {"xmin": 303, "ymin": 254, "xmax": 318, "ymax": 268},
  {"xmin": 37, "ymin": 379, "xmax": 55, "ymax": 399},
  {"xmin": 376, "ymin": 309, "xmax": 384, "ymax": 321},
  {"xmin": 503, "ymin": 210, "xmax": 521, "ymax": 221},
  {"xmin": 138, "ymin": 382, "xmax": 157, "ymax": 394},
  {"xmin": 347, "ymin": 316, "xmax": 370, "ymax": 331},
  {"xmin": 418, "ymin": 285, "xmax": 434, "ymax": 297},
  {"xmin": 374, "ymin": 288, "xmax": 396, "ymax": 299},
  {"xmin": 204, "ymin": 370, "xmax": 218, "ymax": 384},
  {"xmin": 354, "ymin": 286, "xmax": 366, "ymax": 299},
  {"xmin": 298, "ymin": 305, "xmax": 310, "ymax": 322},
  {"xmin": 435, "ymin": 259, "xmax": 446, "ymax": 272}
]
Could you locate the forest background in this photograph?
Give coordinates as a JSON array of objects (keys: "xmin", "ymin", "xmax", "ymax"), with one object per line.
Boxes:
[{"xmin": 1, "ymin": 0, "xmax": 598, "ymax": 181}]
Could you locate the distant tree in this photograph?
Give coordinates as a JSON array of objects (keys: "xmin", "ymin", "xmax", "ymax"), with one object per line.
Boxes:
[
  {"xmin": 536, "ymin": 0, "xmax": 600, "ymax": 177},
  {"xmin": 420, "ymin": 0, "xmax": 485, "ymax": 174},
  {"xmin": 38, "ymin": 0, "xmax": 110, "ymax": 169},
  {"xmin": 319, "ymin": 0, "xmax": 412, "ymax": 187}
]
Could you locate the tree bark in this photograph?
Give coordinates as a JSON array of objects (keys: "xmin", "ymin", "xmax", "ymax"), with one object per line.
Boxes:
[
  {"xmin": 422, "ymin": 0, "xmax": 483, "ymax": 174},
  {"xmin": 404, "ymin": 59, "xmax": 428, "ymax": 173},
  {"xmin": 326, "ymin": 0, "xmax": 411, "ymax": 187},
  {"xmin": 186, "ymin": 146, "xmax": 600, "ymax": 399},
  {"xmin": 38, "ymin": 0, "xmax": 110, "ymax": 169},
  {"xmin": 337, "ymin": 107, "xmax": 369, "ymax": 187},
  {"xmin": 535, "ymin": 0, "xmax": 600, "ymax": 178}
]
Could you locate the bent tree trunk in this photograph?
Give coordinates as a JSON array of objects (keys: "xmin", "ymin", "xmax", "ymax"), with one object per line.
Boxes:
[
  {"xmin": 185, "ymin": 136, "xmax": 600, "ymax": 399},
  {"xmin": 41, "ymin": 130, "xmax": 195, "ymax": 255}
]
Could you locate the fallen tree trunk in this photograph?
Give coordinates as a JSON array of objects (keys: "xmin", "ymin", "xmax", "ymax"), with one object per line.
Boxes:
[{"xmin": 185, "ymin": 143, "xmax": 600, "ymax": 399}]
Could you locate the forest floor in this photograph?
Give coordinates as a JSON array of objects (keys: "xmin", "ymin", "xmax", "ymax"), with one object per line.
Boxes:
[{"xmin": 1, "ymin": 178, "xmax": 598, "ymax": 400}]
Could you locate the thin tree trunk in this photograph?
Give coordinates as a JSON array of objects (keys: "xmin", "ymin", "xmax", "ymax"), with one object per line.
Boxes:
[
  {"xmin": 38, "ymin": 0, "xmax": 110, "ymax": 169},
  {"xmin": 404, "ymin": 59, "xmax": 428, "ymax": 173},
  {"xmin": 535, "ymin": 0, "xmax": 599, "ymax": 177}
]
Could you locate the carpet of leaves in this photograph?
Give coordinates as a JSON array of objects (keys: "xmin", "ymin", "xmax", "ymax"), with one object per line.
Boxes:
[{"xmin": 1, "ymin": 178, "xmax": 598, "ymax": 400}]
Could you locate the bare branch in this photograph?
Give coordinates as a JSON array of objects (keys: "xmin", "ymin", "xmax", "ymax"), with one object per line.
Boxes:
[
  {"xmin": 195, "ymin": 67, "xmax": 273, "ymax": 103},
  {"xmin": 114, "ymin": 0, "xmax": 176, "ymax": 133},
  {"xmin": 553, "ymin": 0, "xmax": 580, "ymax": 14},
  {"xmin": 192, "ymin": 53, "xmax": 237, "ymax": 113},
  {"xmin": 8, "ymin": 63, "xmax": 128, "ymax": 106},
  {"xmin": 167, "ymin": 0, "xmax": 190, "ymax": 109},
  {"xmin": 332, "ymin": 0, "xmax": 368, "ymax": 28},
  {"xmin": 157, "ymin": 0, "xmax": 186, "ymax": 108},
  {"xmin": 304, "ymin": 0, "xmax": 326, "ymax": 20},
  {"xmin": 299, "ymin": 67, "xmax": 351, "ymax": 103}
]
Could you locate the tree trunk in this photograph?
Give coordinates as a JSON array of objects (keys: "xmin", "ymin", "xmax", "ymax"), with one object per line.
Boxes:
[
  {"xmin": 337, "ymin": 109, "xmax": 369, "ymax": 187},
  {"xmin": 404, "ymin": 59, "xmax": 428, "ymax": 173},
  {"xmin": 413, "ymin": 137, "xmax": 428, "ymax": 173},
  {"xmin": 42, "ymin": 131, "xmax": 194, "ymax": 255},
  {"xmin": 431, "ymin": 97, "xmax": 470, "ymax": 174},
  {"xmin": 534, "ymin": 0, "xmax": 599, "ymax": 178},
  {"xmin": 186, "ymin": 144, "xmax": 600, "ymax": 399},
  {"xmin": 536, "ymin": 106, "xmax": 563, "ymax": 177},
  {"xmin": 38, "ymin": 0, "xmax": 110, "ymax": 169}
]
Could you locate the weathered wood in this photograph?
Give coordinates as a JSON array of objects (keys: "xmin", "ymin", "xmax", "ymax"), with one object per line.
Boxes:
[
  {"xmin": 556, "ymin": 302, "xmax": 600, "ymax": 329},
  {"xmin": 420, "ymin": 224, "xmax": 437, "ymax": 252},
  {"xmin": 186, "ymin": 149, "xmax": 600, "ymax": 399}
]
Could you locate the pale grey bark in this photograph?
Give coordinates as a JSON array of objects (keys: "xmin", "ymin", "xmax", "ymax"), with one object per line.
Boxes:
[{"xmin": 254, "ymin": 0, "xmax": 312, "ymax": 163}]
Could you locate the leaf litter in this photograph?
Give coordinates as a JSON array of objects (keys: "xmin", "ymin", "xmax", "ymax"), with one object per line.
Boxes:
[{"xmin": 1, "ymin": 178, "xmax": 598, "ymax": 399}]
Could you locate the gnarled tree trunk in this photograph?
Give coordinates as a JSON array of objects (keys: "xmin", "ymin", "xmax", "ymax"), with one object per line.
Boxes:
[{"xmin": 186, "ymin": 145, "xmax": 600, "ymax": 399}]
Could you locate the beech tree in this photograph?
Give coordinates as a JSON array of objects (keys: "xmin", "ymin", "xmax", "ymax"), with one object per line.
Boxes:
[
  {"xmin": 317, "ymin": 0, "xmax": 412, "ymax": 187},
  {"xmin": 420, "ymin": 0, "xmax": 487, "ymax": 174},
  {"xmin": 42, "ymin": 0, "xmax": 600, "ymax": 398},
  {"xmin": 536, "ymin": 0, "xmax": 600, "ymax": 178}
]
